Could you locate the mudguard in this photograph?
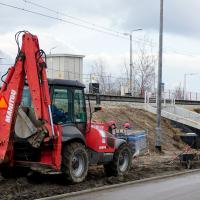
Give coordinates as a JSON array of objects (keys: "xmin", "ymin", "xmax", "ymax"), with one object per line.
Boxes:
[
  {"xmin": 62, "ymin": 125, "xmax": 85, "ymax": 144},
  {"xmin": 115, "ymin": 138, "xmax": 126, "ymax": 149}
]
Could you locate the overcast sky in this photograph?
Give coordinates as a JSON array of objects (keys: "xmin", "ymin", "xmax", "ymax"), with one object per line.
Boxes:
[{"xmin": 1, "ymin": 0, "xmax": 200, "ymax": 92}]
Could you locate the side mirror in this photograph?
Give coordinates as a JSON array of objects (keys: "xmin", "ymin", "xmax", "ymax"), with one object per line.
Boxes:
[{"xmin": 94, "ymin": 106, "xmax": 102, "ymax": 112}]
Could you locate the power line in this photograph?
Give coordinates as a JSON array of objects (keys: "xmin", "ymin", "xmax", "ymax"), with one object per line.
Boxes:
[
  {"xmin": 22, "ymin": 0, "xmax": 156, "ymax": 47},
  {"xmin": 0, "ymin": 2, "xmax": 127, "ymax": 39},
  {"xmin": 1, "ymin": 2, "xmax": 199, "ymax": 56},
  {"xmin": 0, "ymin": 63, "xmax": 13, "ymax": 66},
  {"xmin": 22, "ymin": 0, "xmax": 124, "ymax": 36},
  {"xmin": 163, "ymin": 49, "xmax": 199, "ymax": 58},
  {"xmin": 0, "ymin": 1, "xmax": 157, "ymax": 47},
  {"xmin": 22, "ymin": 0, "xmax": 159, "ymax": 47}
]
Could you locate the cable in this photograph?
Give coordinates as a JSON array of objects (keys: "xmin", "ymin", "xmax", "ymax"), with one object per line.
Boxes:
[
  {"xmin": 22, "ymin": 0, "xmax": 124, "ymax": 36},
  {"xmin": 15, "ymin": 30, "xmax": 29, "ymax": 60},
  {"xmin": 0, "ymin": 2, "xmax": 128, "ymax": 39},
  {"xmin": 21, "ymin": 0, "xmax": 158, "ymax": 47},
  {"xmin": 0, "ymin": 63, "xmax": 14, "ymax": 66},
  {"xmin": 1, "ymin": 2, "xmax": 198, "ymax": 56},
  {"xmin": 0, "ymin": 1, "xmax": 157, "ymax": 47},
  {"xmin": 1, "ymin": 68, "xmax": 10, "ymax": 85}
]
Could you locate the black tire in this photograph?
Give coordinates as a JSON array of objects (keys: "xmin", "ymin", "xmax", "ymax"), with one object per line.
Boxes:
[
  {"xmin": 62, "ymin": 142, "xmax": 88, "ymax": 183},
  {"xmin": 0, "ymin": 166, "xmax": 29, "ymax": 178},
  {"xmin": 104, "ymin": 143, "xmax": 132, "ymax": 177},
  {"xmin": 0, "ymin": 166, "xmax": 12, "ymax": 178}
]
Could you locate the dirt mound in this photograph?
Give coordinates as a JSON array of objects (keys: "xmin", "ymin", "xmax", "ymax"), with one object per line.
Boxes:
[
  {"xmin": 194, "ymin": 108, "xmax": 200, "ymax": 114},
  {"xmin": 93, "ymin": 105, "xmax": 184, "ymax": 152}
]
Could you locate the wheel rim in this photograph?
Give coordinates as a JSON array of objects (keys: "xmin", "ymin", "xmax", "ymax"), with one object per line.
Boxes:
[
  {"xmin": 71, "ymin": 152, "xmax": 85, "ymax": 178},
  {"xmin": 118, "ymin": 150, "xmax": 129, "ymax": 172}
]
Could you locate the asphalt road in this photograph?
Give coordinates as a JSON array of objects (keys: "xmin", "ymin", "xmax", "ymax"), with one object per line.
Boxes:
[{"xmin": 66, "ymin": 172, "xmax": 200, "ymax": 200}]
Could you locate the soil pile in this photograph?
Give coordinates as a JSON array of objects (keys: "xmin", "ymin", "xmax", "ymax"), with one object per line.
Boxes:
[{"xmin": 93, "ymin": 105, "xmax": 184, "ymax": 152}]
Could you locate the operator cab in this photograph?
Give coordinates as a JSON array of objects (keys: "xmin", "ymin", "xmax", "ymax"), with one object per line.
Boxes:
[{"xmin": 22, "ymin": 79, "xmax": 87, "ymax": 134}]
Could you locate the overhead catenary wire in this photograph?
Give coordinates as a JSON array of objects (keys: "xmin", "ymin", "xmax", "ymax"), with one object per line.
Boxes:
[
  {"xmin": 22, "ymin": 0, "xmax": 156, "ymax": 46},
  {"xmin": 22, "ymin": 0, "xmax": 124, "ymax": 35},
  {"xmin": 0, "ymin": 2, "xmax": 128, "ymax": 39},
  {"xmin": 0, "ymin": 2, "xmax": 199, "ymax": 57},
  {"xmin": 0, "ymin": 1, "xmax": 157, "ymax": 47},
  {"xmin": 22, "ymin": 1, "xmax": 200, "ymax": 56}
]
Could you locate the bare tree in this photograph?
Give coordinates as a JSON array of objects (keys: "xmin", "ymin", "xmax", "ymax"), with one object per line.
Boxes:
[
  {"xmin": 134, "ymin": 43, "xmax": 156, "ymax": 97},
  {"xmin": 90, "ymin": 59, "xmax": 116, "ymax": 94},
  {"xmin": 173, "ymin": 83, "xmax": 184, "ymax": 100}
]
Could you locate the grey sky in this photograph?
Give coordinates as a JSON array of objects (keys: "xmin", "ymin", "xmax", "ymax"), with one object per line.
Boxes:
[
  {"xmin": 0, "ymin": 0, "xmax": 200, "ymax": 92},
  {"xmin": 0, "ymin": 0, "xmax": 200, "ymax": 36}
]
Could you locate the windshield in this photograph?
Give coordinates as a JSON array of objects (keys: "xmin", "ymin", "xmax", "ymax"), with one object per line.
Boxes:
[{"xmin": 22, "ymin": 85, "xmax": 87, "ymax": 125}]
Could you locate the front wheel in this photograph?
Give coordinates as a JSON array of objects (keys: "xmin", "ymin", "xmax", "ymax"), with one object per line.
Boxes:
[
  {"xmin": 62, "ymin": 142, "xmax": 88, "ymax": 183},
  {"xmin": 104, "ymin": 143, "xmax": 132, "ymax": 177}
]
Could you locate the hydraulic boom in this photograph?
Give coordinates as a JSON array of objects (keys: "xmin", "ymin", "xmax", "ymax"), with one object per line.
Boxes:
[{"xmin": 0, "ymin": 31, "xmax": 57, "ymax": 163}]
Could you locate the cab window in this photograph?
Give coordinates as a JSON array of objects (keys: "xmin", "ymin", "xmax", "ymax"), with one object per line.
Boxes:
[
  {"xmin": 74, "ymin": 89, "xmax": 86, "ymax": 123},
  {"xmin": 21, "ymin": 87, "xmax": 32, "ymax": 107},
  {"xmin": 52, "ymin": 87, "xmax": 72, "ymax": 124}
]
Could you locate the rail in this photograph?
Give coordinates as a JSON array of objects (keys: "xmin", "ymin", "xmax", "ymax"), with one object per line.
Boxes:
[{"xmin": 85, "ymin": 94, "xmax": 200, "ymax": 105}]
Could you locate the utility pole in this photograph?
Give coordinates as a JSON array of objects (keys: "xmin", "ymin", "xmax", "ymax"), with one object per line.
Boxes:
[
  {"xmin": 49, "ymin": 46, "xmax": 57, "ymax": 55},
  {"xmin": 156, "ymin": 0, "xmax": 164, "ymax": 152},
  {"xmin": 183, "ymin": 73, "xmax": 198, "ymax": 100},
  {"xmin": 130, "ymin": 34, "xmax": 133, "ymax": 96},
  {"xmin": 124, "ymin": 29, "xmax": 142, "ymax": 96}
]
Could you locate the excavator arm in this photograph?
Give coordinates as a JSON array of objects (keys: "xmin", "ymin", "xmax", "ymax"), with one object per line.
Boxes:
[{"xmin": 0, "ymin": 31, "xmax": 56, "ymax": 163}]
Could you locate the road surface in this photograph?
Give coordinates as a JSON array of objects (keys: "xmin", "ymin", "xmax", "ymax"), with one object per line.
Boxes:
[{"xmin": 66, "ymin": 172, "xmax": 200, "ymax": 200}]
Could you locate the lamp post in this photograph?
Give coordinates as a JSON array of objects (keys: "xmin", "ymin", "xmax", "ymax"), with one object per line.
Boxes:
[
  {"xmin": 49, "ymin": 46, "xmax": 57, "ymax": 55},
  {"xmin": 156, "ymin": 0, "xmax": 164, "ymax": 152},
  {"xmin": 183, "ymin": 73, "xmax": 198, "ymax": 100},
  {"xmin": 124, "ymin": 28, "xmax": 142, "ymax": 96}
]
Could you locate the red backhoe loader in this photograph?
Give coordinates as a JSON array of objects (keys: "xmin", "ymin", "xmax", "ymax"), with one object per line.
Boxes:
[{"xmin": 0, "ymin": 31, "xmax": 132, "ymax": 183}]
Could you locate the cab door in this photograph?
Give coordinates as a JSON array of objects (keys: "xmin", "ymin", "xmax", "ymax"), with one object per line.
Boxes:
[{"xmin": 73, "ymin": 88, "xmax": 87, "ymax": 135}]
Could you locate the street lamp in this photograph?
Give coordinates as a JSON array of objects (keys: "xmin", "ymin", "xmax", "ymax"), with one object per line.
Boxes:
[
  {"xmin": 156, "ymin": 0, "xmax": 164, "ymax": 152},
  {"xmin": 183, "ymin": 73, "xmax": 198, "ymax": 100},
  {"xmin": 49, "ymin": 46, "xmax": 57, "ymax": 55},
  {"xmin": 124, "ymin": 28, "xmax": 142, "ymax": 96}
]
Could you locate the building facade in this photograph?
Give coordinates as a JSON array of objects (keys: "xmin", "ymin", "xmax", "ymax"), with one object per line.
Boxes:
[{"xmin": 46, "ymin": 54, "xmax": 84, "ymax": 82}]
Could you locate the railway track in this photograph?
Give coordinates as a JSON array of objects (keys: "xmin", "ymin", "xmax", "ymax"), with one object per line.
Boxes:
[{"xmin": 86, "ymin": 94, "xmax": 200, "ymax": 105}]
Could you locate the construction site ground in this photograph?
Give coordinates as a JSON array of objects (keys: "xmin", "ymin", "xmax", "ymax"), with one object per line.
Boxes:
[{"xmin": 1, "ymin": 105, "xmax": 199, "ymax": 200}]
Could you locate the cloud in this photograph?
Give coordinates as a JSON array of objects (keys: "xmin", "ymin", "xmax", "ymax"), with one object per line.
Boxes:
[
  {"xmin": 1, "ymin": 0, "xmax": 200, "ymax": 92},
  {"xmin": 1, "ymin": 0, "xmax": 200, "ymax": 38}
]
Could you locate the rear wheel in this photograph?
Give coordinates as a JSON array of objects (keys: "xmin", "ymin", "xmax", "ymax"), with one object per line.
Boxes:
[
  {"xmin": 62, "ymin": 142, "xmax": 88, "ymax": 183},
  {"xmin": 104, "ymin": 143, "xmax": 132, "ymax": 177}
]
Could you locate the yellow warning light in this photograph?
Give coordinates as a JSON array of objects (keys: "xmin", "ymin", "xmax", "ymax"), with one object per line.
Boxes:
[{"xmin": 0, "ymin": 96, "xmax": 7, "ymax": 109}]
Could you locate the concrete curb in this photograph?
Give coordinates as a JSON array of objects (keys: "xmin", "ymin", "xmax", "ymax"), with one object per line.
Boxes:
[{"xmin": 36, "ymin": 168, "xmax": 200, "ymax": 200}]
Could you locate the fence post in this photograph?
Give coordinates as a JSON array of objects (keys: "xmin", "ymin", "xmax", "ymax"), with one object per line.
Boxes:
[
  {"xmin": 164, "ymin": 93, "xmax": 166, "ymax": 106},
  {"xmin": 144, "ymin": 91, "xmax": 147, "ymax": 104}
]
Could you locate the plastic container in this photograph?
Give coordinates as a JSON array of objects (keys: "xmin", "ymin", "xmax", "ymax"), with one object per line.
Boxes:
[{"xmin": 115, "ymin": 130, "xmax": 147, "ymax": 155}]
